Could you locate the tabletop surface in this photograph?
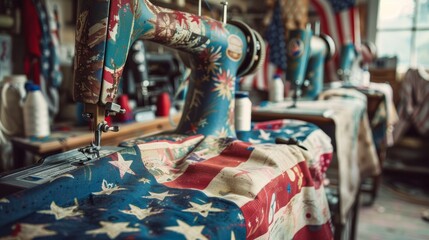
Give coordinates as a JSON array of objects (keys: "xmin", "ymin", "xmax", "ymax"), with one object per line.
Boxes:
[{"xmin": 11, "ymin": 116, "xmax": 181, "ymax": 155}]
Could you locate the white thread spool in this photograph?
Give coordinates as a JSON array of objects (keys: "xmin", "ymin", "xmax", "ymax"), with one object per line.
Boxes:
[
  {"xmin": 0, "ymin": 75, "xmax": 27, "ymax": 136},
  {"xmin": 23, "ymin": 83, "xmax": 50, "ymax": 137},
  {"xmin": 269, "ymin": 74, "xmax": 284, "ymax": 102},
  {"xmin": 235, "ymin": 91, "xmax": 252, "ymax": 132}
]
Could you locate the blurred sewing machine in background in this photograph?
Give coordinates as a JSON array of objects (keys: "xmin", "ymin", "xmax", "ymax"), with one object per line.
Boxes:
[
  {"xmin": 286, "ymin": 25, "xmax": 335, "ymax": 106},
  {"xmin": 122, "ymin": 40, "xmax": 186, "ymax": 109}
]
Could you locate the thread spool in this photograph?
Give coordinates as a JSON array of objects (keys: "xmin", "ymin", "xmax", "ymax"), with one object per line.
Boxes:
[
  {"xmin": 156, "ymin": 92, "xmax": 171, "ymax": 117},
  {"xmin": 235, "ymin": 91, "xmax": 252, "ymax": 133},
  {"xmin": 116, "ymin": 94, "xmax": 133, "ymax": 122},
  {"xmin": 0, "ymin": 75, "xmax": 27, "ymax": 136},
  {"xmin": 269, "ymin": 74, "xmax": 284, "ymax": 102},
  {"xmin": 23, "ymin": 83, "xmax": 50, "ymax": 138}
]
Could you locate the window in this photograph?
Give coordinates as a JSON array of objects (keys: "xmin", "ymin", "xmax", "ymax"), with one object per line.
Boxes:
[{"xmin": 376, "ymin": 0, "xmax": 429, "ymax": 70}]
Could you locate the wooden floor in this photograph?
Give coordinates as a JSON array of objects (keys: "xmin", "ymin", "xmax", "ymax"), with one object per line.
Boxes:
[{"xmin": 357, "ymin": 183, "xmax": 429, "ymax": 240}]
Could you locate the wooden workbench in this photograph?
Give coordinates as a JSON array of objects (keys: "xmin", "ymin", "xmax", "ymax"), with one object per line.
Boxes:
[{"xmin": 11, "ymin": 115, "xmax": 180, "ymax": 169}]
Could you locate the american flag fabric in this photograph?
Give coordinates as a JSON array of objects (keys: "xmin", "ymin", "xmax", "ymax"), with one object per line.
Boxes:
[
  {"xmin": 244, "ymin": 119, "xmax": 333, "ymax": 189},
  {"xmin": 265, "ymin": 0, "xmax": 288, "ymax": 72},
  {"xmin": 240, "ymin": 0, "xmax": 287, "ymax": 92},
  {"xmin": 241, "ymin": 0, "xmax": 310, "ymax": 92},
  {"xmin": 310, "ymin": 0, "xmax": 359, "ymax": 58},
  {"xmin": 240, "ymin": 44, "xmax": 281, "ymax": 91},
  {"xmin": 255, "ymin": 88, "xmax": 380, "ymax": 223},
  {"xmin": 0, "ymin": 132, "xmax": 333, "ymax": 239}
]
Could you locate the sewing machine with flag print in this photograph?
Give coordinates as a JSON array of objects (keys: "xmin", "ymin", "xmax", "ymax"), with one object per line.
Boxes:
[
  {"xmin": 73, "ymin": 0, "xmax": 265, "ymax": 146},
  {"xmin": 286, "ymin": 26, "xmax": 335, "ymax": 106},
  {"xmin": 0, "ymin": 1, "xmax": 335, "ymax": 239},
  {"xmin": 0, "ymin": 0, "xmax": 264, "ymax": 196}
]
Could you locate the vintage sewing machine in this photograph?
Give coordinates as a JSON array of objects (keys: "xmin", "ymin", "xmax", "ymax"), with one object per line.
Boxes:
[
  {"xmin": 0, "ymin": 0, "xmax": 264, "ymax": 193},
  {"xmin": 73, "ymin": 0, "xmax": 264, "ymax": 144},
  {"xmin": 287, "ymin": 27, "xmax": 335, "ymax": 107},
  {"xmin": 0, "ymin": 2, "xmax": 335, "ymax": 239},
  {"xmin": 337, "ymin": 43, "xmax": 357, "ymax": 83}
]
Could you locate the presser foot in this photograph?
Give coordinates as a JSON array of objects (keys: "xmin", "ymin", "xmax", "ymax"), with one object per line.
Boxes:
[
  {"xmin": 79, "ymin": 102, "xmax": 124, "ymax": 163},
  {"xmin": 78, "ymin": 143, "xmax": 101, "ymax": 163}
]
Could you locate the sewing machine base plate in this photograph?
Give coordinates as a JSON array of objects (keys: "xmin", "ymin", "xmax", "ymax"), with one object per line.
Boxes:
[{"xmin": 0, "ymin": 146, "xmax": 123, "ymax": 197}]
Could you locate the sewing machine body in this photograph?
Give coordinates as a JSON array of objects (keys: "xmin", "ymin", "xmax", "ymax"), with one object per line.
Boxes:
[
  {"xmin": 0, "ymin": 0, "xmax": 265, "ymax": 188},
  {"xmin": 286, "ymin": 28, "xmax": 334, "ymax": 101},
  {"xmin": 338, "ymin": 43, "xmax": 358, "ymax": 82},
  {"xmin": 304, "ymin": 34, "xmax": 334, "ymax": 99},
  {"xmin": 74, "ymin": 0, "xmax": 263, "ymax": 141},
  {"xmin": 0, "ymin": 2, "xmax": 337, "ymax": 239}
]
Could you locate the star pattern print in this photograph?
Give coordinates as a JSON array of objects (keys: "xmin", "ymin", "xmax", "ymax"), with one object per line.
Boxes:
[
  {"xmin": 92, "ymin": 179, "xmax": 127, "ymax": 195},
  {"xmin": 0, "ymin": 1, "xmax": 334, "ymax": 238},
  {"xmin": 108, "ymin": 153, "xmax": 136, "ymax": 178},
  {"xmin": 327, "ymin": 0, "xmax": 356, "ymax": 12},
  {"xmin": 38, "ymin": 201, "xmax": 83, "ymax": 220},
  {"xmin": 265, "ymin": 0, "xmax": 287, "ymax": 71},
  {"xmin": 85, "ymin": 221, "xmax": 139, "ymax": 239},
  {"xmin": 0, "ymin": 131, "xmax": 332, "ymax": 239},
  {"xmin": 143, "ymin": 191, "xmax": 177, "ymax": 201},
  {"xmin": 120, "ymin": 205, "xmax": 162, "ymax": 220},
  {"xmin": 165, "ymin": 220, "xmax": 207, "ymax": 240},
  {"xmin": 258, "ymin": 129, "xmax": 271, "ymax": 141},
  {"xmin": 9, "ymin": 223, "xmax": 56, "ymax": 239},
  {"xmin": 190, "ymin": 15, "xmax": 200, "ymax": 24},
  {"xmin": 183, "ymin": 202, "xmax": 224, "ymax": 217},
  {"xmin": 173, "ymin": 11, "xmax": 189, "ymax": 28}
]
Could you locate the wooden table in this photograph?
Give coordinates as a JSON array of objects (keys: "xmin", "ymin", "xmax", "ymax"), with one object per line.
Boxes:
[{"xmin": 11, "ymin": 115, "xmax": 180, "ymax": 169}]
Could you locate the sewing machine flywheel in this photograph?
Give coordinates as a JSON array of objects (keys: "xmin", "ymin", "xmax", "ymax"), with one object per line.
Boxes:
[{"xmin": 229, "ymin": 20, "xmax": 266, "ymax": 77}]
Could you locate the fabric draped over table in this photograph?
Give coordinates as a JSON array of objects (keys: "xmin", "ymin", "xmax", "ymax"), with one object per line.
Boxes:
[
  {"xmin": 0, "ymin": 133, "xmax": 333, "ymax": 239},
  {"xmin": 242, "ymin": 119, "xmax": 333, "ymax": 189},
  {"xmin": 367, "ymin": 82, "xmax": 399, "ymax": 147},
  {"xmin": 255, "ymin": 88, "xmax": 380, "ymax": 224},
  {"xmin": 317, "ymin": 88, "xmax": 380, "ymax": 176}
]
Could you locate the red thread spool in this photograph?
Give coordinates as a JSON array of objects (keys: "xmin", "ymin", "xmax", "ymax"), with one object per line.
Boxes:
[
  {"xmin": 116, "ymin": 94, "xmax": 133, "ymax": 122},
  {"xmin": 156, "ymin": 92, "xmax": 171, "ymax": 117},
  {"xmin": 105, "ymin": 115, "xmax": 113, "ymax": 125}
]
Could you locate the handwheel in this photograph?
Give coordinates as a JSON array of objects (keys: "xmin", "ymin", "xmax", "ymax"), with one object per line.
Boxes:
[{"xmin": 229, "ymin": 20, "xmax": 265, "ymax": 77}]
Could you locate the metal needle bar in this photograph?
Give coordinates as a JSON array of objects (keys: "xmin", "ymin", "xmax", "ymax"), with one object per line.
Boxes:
[{"xmin": 221, "ymin": 1, "xmax": 228, "ymax": 24}]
